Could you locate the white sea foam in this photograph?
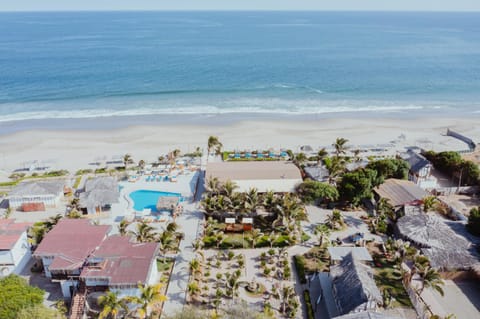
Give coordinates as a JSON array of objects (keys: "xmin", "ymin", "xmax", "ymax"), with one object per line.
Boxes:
[{"xmin": 0, "ymin": 101, "xmax": 442, "ymax": 123}]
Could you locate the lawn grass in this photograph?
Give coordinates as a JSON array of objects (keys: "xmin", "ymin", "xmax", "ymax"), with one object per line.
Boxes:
[{"xmin": 373, "ymin": 255, "xmax": 413, "ymax": 308}]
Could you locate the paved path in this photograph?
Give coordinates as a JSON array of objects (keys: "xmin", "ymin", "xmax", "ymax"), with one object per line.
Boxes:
[{"xmin": 161, "ymin": 155, "xmax": 206, "ymax": 318}]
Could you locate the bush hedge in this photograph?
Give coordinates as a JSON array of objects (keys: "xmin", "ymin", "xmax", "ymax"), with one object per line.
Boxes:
[{"xmin": 294, "ymin": 255, "xmax": 307, "ymax": 284}]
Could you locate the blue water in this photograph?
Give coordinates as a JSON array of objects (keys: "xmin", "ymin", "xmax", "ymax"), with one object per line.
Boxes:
[
  {"xmin": 1, "ymin": 11, "xmax": 480, "ymax": 124},
  {"xmin": 129, "ymin": 189, "xmax": 181, "ymax": 212}
]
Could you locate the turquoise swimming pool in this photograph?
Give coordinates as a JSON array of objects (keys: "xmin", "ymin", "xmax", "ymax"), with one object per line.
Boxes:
[{"xmin": 129, "ymin": 190, "xmax": 182, "ymax": 212}]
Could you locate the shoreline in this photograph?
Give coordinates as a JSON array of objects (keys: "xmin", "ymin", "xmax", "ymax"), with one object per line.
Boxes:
[
  {"xmin": 1, "ymin": 110, "xmax": 480, "ymax": 136},
  {"xmin": 1, "ymin": 115, "xmax": 479, "ymax": 177}
]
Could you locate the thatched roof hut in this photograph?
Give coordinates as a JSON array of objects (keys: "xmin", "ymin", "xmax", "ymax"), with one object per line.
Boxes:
[
  {"xmin": 156, "ymin": 196, "xmax": 179, "ymax": 212},
  {"xmin": 396, "ymin": 214, "xmax": 478, "ymax": 270},
  {"xmin": 79, "ymin": 177, "xmax": 119, "ymax": 214},
  {"xmin": 331, "ymin": 253, "xmax": 383, "ymax": 315}
]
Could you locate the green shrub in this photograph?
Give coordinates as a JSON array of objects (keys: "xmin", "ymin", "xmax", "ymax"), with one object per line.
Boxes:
[
  {"xmin": 303, "ymin": 289, "xmax": 315, "ymax": 319},
  {"xmin": 294, "ymin": 255, "xmax": 307, "ymax": 284},
  {"xmin": 0, "ymin": 275, "xmax": 45, "ymax": 319}
]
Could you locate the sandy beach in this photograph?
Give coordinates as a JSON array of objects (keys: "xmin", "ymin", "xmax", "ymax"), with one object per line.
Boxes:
[{"xmin": 0, "ymin": 116, "xmax": 479, "ymax": 178}]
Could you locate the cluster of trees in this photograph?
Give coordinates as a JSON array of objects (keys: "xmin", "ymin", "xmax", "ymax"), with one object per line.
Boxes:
[
  {"xmin": 424, "ymin": 151, "xmax": 479, "ymax": 186},
  {"xmin": 297, "ymin": 158, "xmax": 410, "ymax": 207},
  {"xmin": 98, "ymin": 284, "xmax": 167, "ymax": 319},
  {"xmin": 201, "ymin": 179, "xmax": 306, "ymax": 228},
  {"xmin": 0, "ymin": 275, "xmax": 64, "ymax": 319}
]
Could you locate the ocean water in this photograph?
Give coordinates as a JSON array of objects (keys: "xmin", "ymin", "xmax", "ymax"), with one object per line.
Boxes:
[{"xmin": 1, "ymin": 11, "xmax": 480, "ymax": 127}]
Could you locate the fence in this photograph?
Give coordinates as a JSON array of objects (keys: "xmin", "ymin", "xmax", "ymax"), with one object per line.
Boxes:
[{"xmin": 404, "ymin": 283, "xmax": 434, "ymax": 319}]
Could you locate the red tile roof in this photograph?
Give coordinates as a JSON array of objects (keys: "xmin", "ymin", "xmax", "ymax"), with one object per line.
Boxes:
[
  {"xmin": 80, "ymin": 236, "xmax": 158, "ymax": 285},
  {"xmin": 33, "ymin": 219, "xmax": 110, "ymax": 271},
  {"xmin": 0, "ymin": 219, "xmax": 31, "ymax": 250}
]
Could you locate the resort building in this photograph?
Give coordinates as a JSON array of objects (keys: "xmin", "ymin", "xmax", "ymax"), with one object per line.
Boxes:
[
  {"xmin": 33, "ymin": 219, "xmax": 110, "ymax": 298},
  {"xmin": 8, "ymin": 180, "xmax": 65, "ymax": 211},
  {"xmin": 333, "ymin": 312, "xmax": 401, "ymax": 319},
  {"xmin": 0, "ymin": 219, "xmax": 31, "ymax": 276},
  {"xmin": 328, "ymin": 247, "xmax": 373, "ymax": 265},
  {"xmin": 395, "ymin": 213, "xmax": 478, "ymax": 271},
  {"xmin": 304, "ymin": 166, "xmax": 329, "ymax": 182},
  {"xmin": 401, "ymin": 149, "xmax": 437, "ymax": 189},
  {"xmin": 79, "ymin": 176, "xmax": 119, "ymax": 214},
  {"xmin": 373, "ymin": 178, "xmax": 428, "ymax": 211},
  {"xmin": 330, "ymin": 253, "xmax": 383, "ymax": 315},
  {"xmin": 205, "ymin": 161, "xmax": 303, "ymax": 193},
  {"xmin": 80, "ymin": 235, "xmax": 159, "ymax": 297}
]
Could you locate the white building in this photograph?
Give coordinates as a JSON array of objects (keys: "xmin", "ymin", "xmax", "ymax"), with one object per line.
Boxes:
[
  {"xmin": 401, "ymin": 149, "xmax": 437, "ymax": 189},
  {"xmin": 8, "ymin": 180, "xmax": 65, "ymax": 210},
  {"xmin": 0, "ymin": 219, "xmax": 31, "ymax": 276},
  {"xmin": 206, "ymin": 161, "xmax": 303, "ymax": 193}
]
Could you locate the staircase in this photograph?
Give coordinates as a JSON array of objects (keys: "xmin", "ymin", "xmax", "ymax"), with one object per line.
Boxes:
[{"xmin": 69, "ymin": 284, "xmax": 87, "ymax": 319}]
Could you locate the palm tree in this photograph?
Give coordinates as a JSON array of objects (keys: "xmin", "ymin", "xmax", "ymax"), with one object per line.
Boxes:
[
  {"xmin": 98, "ymin": 291, "xmax": 128, "ymax": 319},
  {"xmin": 166, "ymin": 221, "xmax": 179, "ymax": 233},
  {"xmin": 221, "ymin": 180, "xmax": 238, "ymax": 198},
  {"xmin": 326, "ymin": 209, "xmax": 344, "ymax": 230},
  {"xmin": 131, "ymin": 283, "xmax": 167, "ymax": 319},
  {"xmin": 158, "ymin": 231, "xmax": 177, "ymax": 263},
  {"xmin": 131, "ymin": 221, "xmax": 157, "ymax": 243},
  {"xmin": 123, "ymin": 153, "xmax": 133, "ymax": 169},
  {"xmin": 118, "ymin": 220, "xmax": 130, "ymax": 236},
  {"xmin": 418, "ymin": 266, "xmax": 444, "ymax": 296},
  {"xmin": 267, "ymin": 231, "xmax": 279, "ymax": 248},
  {"xmin": 189, "ymin": 258, "xmax": 202, "ymax": 280},
  {"xmin": 244, "ymin": 187, "xmax": 259, "ymax": 212},
  {"xmin": 273, "ymin": 285, "xmax": 296, "ymax": 314},
  {"xmin": 314, "ymin": 224, "xmax": 330, "ymax": 247},
  {"xmin": 324, "ymin": 156, "xmax": 347, "ymax": 184},
  {"xmin": 207, "ymin": 136, "xmax": 223, "ymax": 155},
  {"xmin": 44, "ymin": 213, "xmax": 63, "ymax": 231},
  {"xmin": 138, "ymin": 159, "xmax": 146, "ymax": 170},
  {"xmin": 317, "ymin": 148, "xmax": 328, "ymax": 165},
  {"xmin": 294, "ymin": 152, "xmax": 307, "ymax": 167},
  {"xmin": 332, "ymin": 137, "xmax": 349, "ymax": 157},
  {"xmin": 262, "ymin": 190, "xmax": 278, "ymax": 212},
  {"xmin": 249, "ymin": 228, "xmax": 264, "ymax": 248},
  {"xmin": 187, "ymin": 281, "xmax": 201, "ymax": 303},
  {"xmin": 422, "ymin": 195, "xmax": 437, "ymax": 212},
  {"xmin": 205, "ymin": 177, "xmax": 221, "ymax": 195}
]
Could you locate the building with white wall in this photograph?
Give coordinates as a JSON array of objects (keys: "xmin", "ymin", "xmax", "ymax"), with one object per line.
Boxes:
[
  {"xmin": 8, "ymin": 180, "xmax": 65, "ymax": 211},
  {"xmin": 206, "ymin": 161, "xmax": 303, "ymax": 193},
  {"xmin": 0, "ymin": 219, "xmax": 31, "ymax": 276}
]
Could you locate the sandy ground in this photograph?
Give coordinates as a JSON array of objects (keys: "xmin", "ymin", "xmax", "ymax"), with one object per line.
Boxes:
[{"xmin": 0, "ymin": 117, "xmax": 479, "ymax": 178}]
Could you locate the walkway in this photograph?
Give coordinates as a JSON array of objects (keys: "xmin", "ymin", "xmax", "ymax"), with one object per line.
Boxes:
[{"xmin": 161, "ymin": 154, "xmax": 206, "ymax": 317}]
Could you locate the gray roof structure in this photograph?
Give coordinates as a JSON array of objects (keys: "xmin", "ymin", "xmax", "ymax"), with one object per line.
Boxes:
[
  {"xmin": 333, "ymin": 312, "xmax": 401, "ymax": 319},
  {"xmin": 401, "ymin": 150, "xmax": 431, "ymax": 174},
  {"xmin": 156, "ymin": 196, "xmax": 179, "ymax": 212},
  {"xmin": 328, "ymin": 247, "xmax": 373, "ymax": 262},
  {"xmin": 374, "ymin": 179, "xmax": 428, "ymax": 207},
  {"xmin": 304, "ymin": 166, "xmax": 329, "ymax": 182},
  {"xmin": 331, "ymin": 253, "xmax": 383, "ymax": 315},
  {"xmin": 9, "ymin": 180, "xmax": 64, "ymax": 197},
  {"xmin": 79, "ymin": 177, "xmax": 119, "ymax": 208},
  {"xmin": 396, "ymin": 214, "xmax": 478, "ymax": 270}
]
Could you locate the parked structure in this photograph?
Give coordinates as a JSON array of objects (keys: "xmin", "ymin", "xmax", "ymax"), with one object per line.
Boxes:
[
  {"xmin": 8, "ymin": 180, "xmax": 65, "ymax": 211},
  {"xmin": 0, "ymin": 219, "xmax": 31, "ymax": 276},
  {"xmin": 79, "ymin": 176, "xmax": 119, "ymax": 214}
]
